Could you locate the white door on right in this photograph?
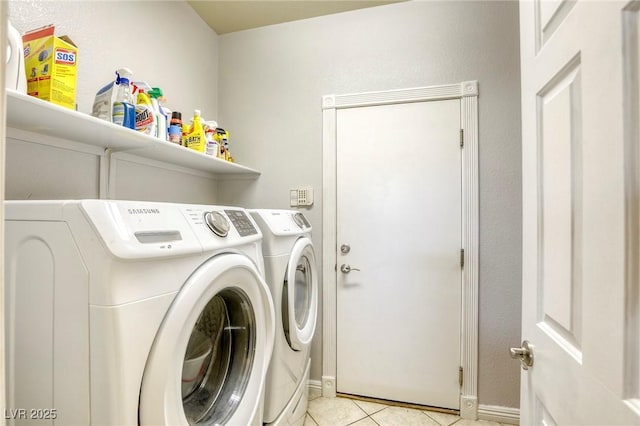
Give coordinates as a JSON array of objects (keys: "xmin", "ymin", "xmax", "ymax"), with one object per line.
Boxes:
[{"xmin": 520, "ymin": 1, "xmax": 640, "ymax": 424}]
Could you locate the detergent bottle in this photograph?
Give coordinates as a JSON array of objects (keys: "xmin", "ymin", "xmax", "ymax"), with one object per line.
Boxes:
[
  {"xmin": 135, "ymin": 89, "xmax": 157, "ymax": 136},
  {"xmin": 148, "ymin": 87, "xmax": 167, "ymax": 141},
  {"xmin": 111, "ymin": 68, "xmax": 135, "ymax": 129},
  {"xmin": 182, "ymin": 110, "xmax": 206, "ymax": 153}
]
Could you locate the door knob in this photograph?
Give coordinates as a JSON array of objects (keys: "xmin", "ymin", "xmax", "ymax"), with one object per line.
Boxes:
[
  {"xmin": 510, "ymin": 340, "xmax": 534, "ymax": 370},
  {"xmin": 340, "ymin": 264, "xmax": 360, "ymax": 273}
]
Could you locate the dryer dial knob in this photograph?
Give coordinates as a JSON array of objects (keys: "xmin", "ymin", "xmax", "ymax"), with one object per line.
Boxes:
[{"xmin": 204, "ymin": 211, "xmax": 230, "ymax": 237}]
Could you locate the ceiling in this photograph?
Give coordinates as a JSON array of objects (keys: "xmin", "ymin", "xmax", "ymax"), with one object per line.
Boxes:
[{"xmin": 187, "ymin": 0, "xmax": 404, "ymax": 35}]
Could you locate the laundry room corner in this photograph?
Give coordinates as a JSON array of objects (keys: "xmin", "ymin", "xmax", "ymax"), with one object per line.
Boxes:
[
  {"xmin": 5, "ymin": 1, "xmax": 640, "ymax": 424},
  {"xmin": 4, "ymin": 0, "xmax": 523, "ymax": 422},
  {"xmin": 217, "ymin": 0, "xmax": 522, "ymax": 414}
]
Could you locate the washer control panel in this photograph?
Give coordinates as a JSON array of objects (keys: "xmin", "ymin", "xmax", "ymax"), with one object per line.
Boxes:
[
  {"xmin": 204, "ymin": 211, "xmax": 230, "ymax": 237},
  {"xmin": 225, "ymin": 209, "xmax": 258, "ymax": 236}
]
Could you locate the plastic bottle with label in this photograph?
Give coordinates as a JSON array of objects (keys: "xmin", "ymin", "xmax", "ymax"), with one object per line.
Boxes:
[
  {"xmin": 168, "ymin": 111, "xmax": 182, "ymax": 145},
  {"xmin": 182, "ymin": 110, "xmax": 206, "ymax": 153},
  {"xmin": 204, "ymin": 120, "xmax": 219, "ymax": 156},
  {"xmin": 148, "ymin": 87, "xmax": 167, "ymax": 140},
  {"xmin": 135, "ymin": 89, "xmax": 157, "ymax": 136},
  {"xmin": 112, "ymin": 68, "xmax": 135, "ymax": 129}
]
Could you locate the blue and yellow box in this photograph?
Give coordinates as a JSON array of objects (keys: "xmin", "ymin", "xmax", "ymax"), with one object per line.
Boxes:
[{"xmin": 23, "ymin": 24, "xmax": 78, "ymax": 110}]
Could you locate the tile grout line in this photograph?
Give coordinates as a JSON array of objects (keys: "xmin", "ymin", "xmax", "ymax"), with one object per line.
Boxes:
[
  {"xmin": 359, "ymin": 402, "xmax": 389, "ymax": 425},
  {"xmin": 307, "ymin": 396, "xmax": 484, "ymax": 426},
  {"xmin": 353, "ymin": 400, "xmax": 390, "ymax": 417},
  {"xmin": 307, "ymin": 412, "xmax": 320, "ymax": 426},
  {"xmin": 344, "ymin": 402, "xmax": 370, "ymax": 426},
  {"xmin": 369, "ymin": 413, "xmax": 382, "ymax": 426},
  {"xmin": 422, "ymin": 409, "xmax": 456, "ymax": 426}
]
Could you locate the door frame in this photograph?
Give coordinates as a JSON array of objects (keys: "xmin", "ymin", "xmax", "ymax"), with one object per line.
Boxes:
[
  {"xmin": 321, "ymin": 81, "xmax": 479, "ymax": 419},
  {"xmin": 1, "ymin": 1, "xmax": 8, "ymax": 417}
]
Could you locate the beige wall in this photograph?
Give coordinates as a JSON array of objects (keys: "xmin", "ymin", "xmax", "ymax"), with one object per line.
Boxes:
[{"xmin": 217, "ymin": 1, "xmax": 523, "ymax": 408}]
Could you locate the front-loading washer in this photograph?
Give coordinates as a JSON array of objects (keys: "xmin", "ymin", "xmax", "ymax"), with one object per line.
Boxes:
[
  {"xmin": 4, "ymin": 200, "xmax": 275, "ymax": 425},
  {"xmin": 249, "ymin": 209, "xmax": 318, "ymax": 426}
]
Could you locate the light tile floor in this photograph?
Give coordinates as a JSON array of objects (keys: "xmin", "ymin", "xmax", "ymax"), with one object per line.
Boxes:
[{"xmin": 305, "ymin": 390, "xmax": 514, "ymax": 426}]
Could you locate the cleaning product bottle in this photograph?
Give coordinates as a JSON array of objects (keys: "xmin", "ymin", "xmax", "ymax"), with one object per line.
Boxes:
[
  {"xmin": 170, "ymin": 111, "xmax": 182, "ymax": 129},
  {"xmin": 182, "ymin": 110, "xmax": 206, "ymax": 153},
  {"xmin": 222, "ymin": 130, "xmax": 232, "ymax": 162},
  {"xmin": 135, "ymin": 89, "xmax": 157, "ymax": 136},
  {"xmin": 168, "ymin": 124, "xmax": 182, "ymax": 145},
  {"xmin": 215, "ymin": 128, "xmax": 230, "ymax": 160},
  {"xmin": 204, "ymin": 120, "xmax": 219, "ymax": 156},
  {"xmin": 112, "ymin": 68, "xmax": 135, "ymax": 129},
  {"xmin": 163, "ymin": 106, "xmax": 172, "ymax": 135},
  {"xmin": 148, "ymin": 87, "xmax": 167, "ymax": 141},
  {"xmin": 168, "ymin": 111, "xmax": 182, "ymax": 144}
]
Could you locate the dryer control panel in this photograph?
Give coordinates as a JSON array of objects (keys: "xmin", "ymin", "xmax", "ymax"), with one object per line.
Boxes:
[{"xmin": 225, "ymin": 210, "xmax": 258, "ymax": 237}]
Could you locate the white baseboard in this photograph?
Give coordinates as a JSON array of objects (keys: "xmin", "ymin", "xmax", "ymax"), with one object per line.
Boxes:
[
  {"xmin": 308, "ymin": 379, "xmax": 322, "ymax": 393},
  {"xmin": 478, "ymin": 404, "xmax": 520, "ymax": 425}
]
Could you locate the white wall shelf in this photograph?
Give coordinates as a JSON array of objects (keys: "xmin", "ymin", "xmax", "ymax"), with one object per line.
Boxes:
[{"xmin": 5, "ymin": 90, "xmax": 260, "ymax": 178}]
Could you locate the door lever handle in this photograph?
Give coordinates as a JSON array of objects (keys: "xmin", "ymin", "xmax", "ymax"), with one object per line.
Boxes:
[
  {"xmin": 510, "ymin": 340, "xmax": 534, "ymax": 370},
  {"xmin": 340, "ymin": 264, "xmax": 360, "ymax": 273}
]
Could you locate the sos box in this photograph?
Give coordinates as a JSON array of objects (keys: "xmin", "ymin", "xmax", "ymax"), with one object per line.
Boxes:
[{"xmin": 22, "ymin": 25, "xmax": 78, "ymax": 110}]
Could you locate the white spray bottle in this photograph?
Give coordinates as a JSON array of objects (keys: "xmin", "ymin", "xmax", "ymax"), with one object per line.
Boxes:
[
  {"xmin": 148, "ymin": 87, "xmax": 168, "ymax": 140},
  {"xmin": 112, "ymin": 68, "xmax": 135, "ymax": 129}
]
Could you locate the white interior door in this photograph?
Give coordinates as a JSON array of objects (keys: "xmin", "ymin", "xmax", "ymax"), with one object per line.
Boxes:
[
  {"xmin": 519, "ymin": 1, "xmax": 640, "ymax": 424},
  {"xmin": 336, "ymin": 99, "xmax": 462, "ymax": 409}
]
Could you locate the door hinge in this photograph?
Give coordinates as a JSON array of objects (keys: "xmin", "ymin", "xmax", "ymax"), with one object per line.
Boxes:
[
  {"xmin": 460, "ymin": 249, "xmax": 465, "ymax": 269},
  {"xmin": 459, "ymin": 366, "xmax": 463, "ymax": 387},
  {"xmin": 460, "ymin": 129, "xmax": 464, "ymax": 148}
]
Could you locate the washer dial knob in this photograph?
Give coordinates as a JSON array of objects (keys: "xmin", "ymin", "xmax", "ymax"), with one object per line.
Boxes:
[{"xmin": 204, "ymin": 211, "xmax": 230, "ymax": 237}]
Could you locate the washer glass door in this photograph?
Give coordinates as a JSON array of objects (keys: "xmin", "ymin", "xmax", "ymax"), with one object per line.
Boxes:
[
  {"xmin": 283, "ymin": 238, "xmax": 318, "ymax": 351},
  {"xmin": 181, "ymin": 288, "xmax": 255, "ymax": 424},
  {"xmin": 139, "ymin": 253, "xmax": 275, "ymax": 426}
]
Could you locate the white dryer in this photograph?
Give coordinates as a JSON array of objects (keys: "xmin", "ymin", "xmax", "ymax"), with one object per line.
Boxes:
[
  {"xmin": 4, "ymin": 200, "xmax": 275, "ymax": 426},
  {"xmin": 249, "ymin": 210, "xmax": 318, "ymax": 426}
]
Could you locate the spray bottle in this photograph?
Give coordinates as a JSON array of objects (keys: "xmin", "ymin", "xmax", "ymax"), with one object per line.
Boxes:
[
  {"xmin": 148, "ymin": 87, "xmax": 168, "ymax": 141},
  {"xmin": 111, "ymin": 68, "xmax": 135, "ymax": 129},
  {"xmin": 135, "ymin": 88, "xmax": 157, "ymax": 136}
]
